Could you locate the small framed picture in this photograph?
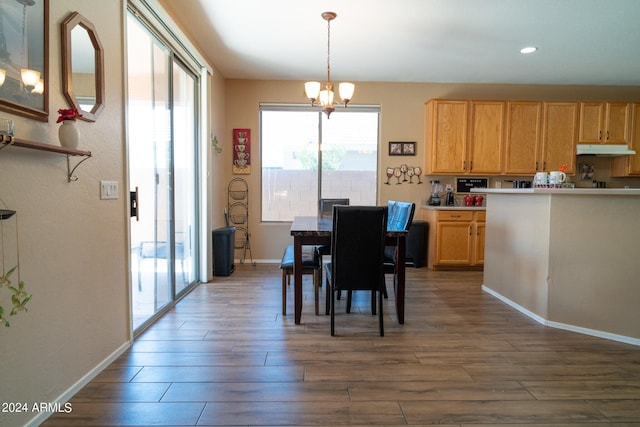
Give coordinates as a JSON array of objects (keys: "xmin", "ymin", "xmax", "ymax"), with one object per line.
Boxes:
[
  {"xmin": 402, "ymin": 142, "xmax": 416, "ymax": 155},
  {"xmin": 388, "ymin": 142, "xmax": 403, "ymax": 156}
]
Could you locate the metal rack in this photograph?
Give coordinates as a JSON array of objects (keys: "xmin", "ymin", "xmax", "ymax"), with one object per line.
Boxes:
[{"xmin": 227, "ymin": 178, "xmax": 255, "ymax": 265}]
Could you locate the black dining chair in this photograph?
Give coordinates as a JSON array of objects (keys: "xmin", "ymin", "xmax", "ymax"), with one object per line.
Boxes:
[
  {"xmin": 317, "ymin": 198, "xmax": 349, "ymax": 259},
  {"xmin": 342, "ymin": 200, "xmax": 415, "ymax": 312},
  {"xmin": 318, "ymin": 198, "xmax": 350, "ymax": 219},
  {"xmin": 383, "ymin": 201, "xmax": 416, "ymax": 294},
  {"xmin": 325, "ymin": 205, "xmax": 388, "ymax": 336},
  {"xmin": 318, "ymin": 199, "xmax": 350, "ymax": 300}
]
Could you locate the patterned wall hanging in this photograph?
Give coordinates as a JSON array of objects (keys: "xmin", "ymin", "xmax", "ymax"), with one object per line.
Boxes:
[{"xmin": 232, "ymin": 128, "xmax": 251, "ymax": 174}]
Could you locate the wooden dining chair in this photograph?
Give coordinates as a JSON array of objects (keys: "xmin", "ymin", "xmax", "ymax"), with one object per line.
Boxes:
[{"xmin": 325, "ymin": 205, "xmax": 388, "ymax": 336}]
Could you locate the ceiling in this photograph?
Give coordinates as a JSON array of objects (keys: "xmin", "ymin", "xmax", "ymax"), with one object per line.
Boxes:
[{"xmin": 158, "ymin": 0, "xmax": 640, "ymax": 86}]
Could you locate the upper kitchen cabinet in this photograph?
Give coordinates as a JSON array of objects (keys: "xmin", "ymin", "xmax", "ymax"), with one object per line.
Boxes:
[
  {"xmin": 504, "ymin": 101, "xmax": 543, "ymax": 174},
  {"xmin": 425, "ymin": 99, "xmax": 504, "ymax": 175},
  {"xmin": 541, "ymin": 102, "xmax": 578, "ymax": 174},
  {"xmin": 579, "ymin": 102, "xmax": 630, "ymax": 144},
  {"xmin": 467, "ymin": 101, "xmax": 505, "ymax": 174},
  {"xmin": 425, "ymin": 99, "xmax": 468, "ymax": 174},
  {"xmin": 611, "ymin": 103, "xmax": 640, "ymax": 177}
]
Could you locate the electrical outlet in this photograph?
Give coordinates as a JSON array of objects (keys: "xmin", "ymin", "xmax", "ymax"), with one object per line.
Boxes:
[{"xmin": 100, "ymin": 181, "xmax": 119, "ymax": 200}]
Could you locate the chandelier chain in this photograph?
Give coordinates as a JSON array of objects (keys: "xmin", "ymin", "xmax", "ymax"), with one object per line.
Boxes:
[
  {"xmin": 326, "ymin": 17, "xmax": 331, "ymax": 87},
  {"xmin": 21, "ymin": 3, "xmax": 27, "ymax": 65}
]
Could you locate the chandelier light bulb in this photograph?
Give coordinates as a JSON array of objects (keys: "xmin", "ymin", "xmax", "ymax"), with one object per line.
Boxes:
[
  {"xmin": 0, "ymin": 69, "xmax": 6, "ymax": 87},
  {"xmin": 21, "ymin": 68, "xmax": 40, "ymax": 88},
  {"xmin": 339, "ymin": 82, "xmax": 354, "ymax": 105},
  {"xmin": 319, "ymin": 88, "xmax": 334, "ymax": 106},
  {"xmin": 32, "ymin": 78, "xmax": 44, "ymax": 94},
  {"xmin": 305, "ymin": 81, "xmax": 321, "ymax": 103}
]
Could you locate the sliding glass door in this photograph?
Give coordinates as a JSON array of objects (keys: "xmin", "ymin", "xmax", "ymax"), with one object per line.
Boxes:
[{"xmin": 127, "ymin": 11, "xmax": 199, "ymax": 331}]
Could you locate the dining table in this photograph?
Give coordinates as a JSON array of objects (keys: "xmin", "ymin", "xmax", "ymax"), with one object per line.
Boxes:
[{"xmin": 290, "ymin": 215, "xmax": 407, "ymax": 325}]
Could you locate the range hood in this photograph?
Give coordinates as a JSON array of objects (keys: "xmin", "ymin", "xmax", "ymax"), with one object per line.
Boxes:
[{"xmin": 576, "ymin": 144, "xmax": 636, "ymax": 156}]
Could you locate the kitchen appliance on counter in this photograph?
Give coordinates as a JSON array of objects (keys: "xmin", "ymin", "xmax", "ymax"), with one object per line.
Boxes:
[
  {"xmin": 428, "ymin": 180, "xmax": 442, "ymax": 206},
  {"xmin": 445, "ymin": 184, "xmax": 455, "ymax": 206},
  {"xmin": 511, "ymin": 180, "xmax": 531, "ymax": 188}
]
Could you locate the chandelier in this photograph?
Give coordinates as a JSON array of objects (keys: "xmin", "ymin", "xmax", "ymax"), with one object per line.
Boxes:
[
  {"xmin": 20, "ymin": 0, "xmax": 42, "ymax": 93},
  {"xmin": 304, "ymin": 12, "xmax": 354, "ymax": 118}
]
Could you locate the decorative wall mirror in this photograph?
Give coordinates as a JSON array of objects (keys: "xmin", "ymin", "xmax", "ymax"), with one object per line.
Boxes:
[
  {"xmin": 0, "ymin": 0, "xmax": 49, "ymax": 122},
  {"xmin": 61, "ymin": 12, "xmax": 104, "ymax": 122}
]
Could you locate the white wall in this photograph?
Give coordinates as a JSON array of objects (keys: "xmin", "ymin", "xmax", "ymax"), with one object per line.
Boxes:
[
  {"xmin": 0, "ymin": 1, "xmax": 128, "ymax": 426},
  {"xmin": 0, "ymin": 1, "xmax": 231, "ymax": 424}
]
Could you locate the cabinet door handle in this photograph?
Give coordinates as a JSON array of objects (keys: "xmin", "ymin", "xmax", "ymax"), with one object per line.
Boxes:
[
  {"xmin": 599, "ymin": 130, "xmax": 602, "ymax": 141},
  {"xmin": 606, "ymin": 130, "xmax": 610, "ymax": 141},
  {"xmin": 470, "ymin": 160, "xmax": 473, "ymax": 171}
]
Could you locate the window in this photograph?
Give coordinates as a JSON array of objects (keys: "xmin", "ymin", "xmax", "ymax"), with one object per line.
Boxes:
[{"xmin": 261, "ymin": 104, "xmax": 380, "ymax": 221}]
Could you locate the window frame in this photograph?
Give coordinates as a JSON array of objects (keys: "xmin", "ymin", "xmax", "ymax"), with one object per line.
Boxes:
[{"xmin": 259, "ymin": 103, "xmax": 381, "ymax": 222}]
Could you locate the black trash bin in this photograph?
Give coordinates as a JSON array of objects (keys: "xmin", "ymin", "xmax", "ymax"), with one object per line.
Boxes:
[
  {"xmin": 406, "ymin": 220, "xmax": 428, "ymax": 267},
  {"xmin": 212, "ymin": 226, "xmax": 236, "ymax": 276}
]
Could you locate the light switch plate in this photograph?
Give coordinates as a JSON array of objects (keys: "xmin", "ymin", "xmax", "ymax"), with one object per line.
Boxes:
[{"xmin": 100, "ymin": 181, "xmax": 119, "ymax": 200}]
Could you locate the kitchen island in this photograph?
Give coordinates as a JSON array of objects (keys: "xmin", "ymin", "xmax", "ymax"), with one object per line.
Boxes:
[{"xmin": 477, "ymin": 188, "xmax": 640, "ymax": 345}]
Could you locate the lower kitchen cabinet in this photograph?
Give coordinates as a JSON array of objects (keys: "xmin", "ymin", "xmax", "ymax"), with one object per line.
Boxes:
[{"xmin": 422, "ymin": 209, "xmax": 485, "ymax": 270}]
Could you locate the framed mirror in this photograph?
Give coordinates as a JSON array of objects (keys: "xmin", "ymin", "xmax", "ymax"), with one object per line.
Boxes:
[
  {"xmin": 61, "ymin": 12, "xmax": 104, "ymax": 122},
  {"xmin": 0, "ymin": 0, "xmax": 49, "ymax": 122}
]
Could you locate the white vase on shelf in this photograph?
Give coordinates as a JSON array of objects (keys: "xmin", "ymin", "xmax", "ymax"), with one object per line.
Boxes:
[{"xmin": 58, "ymin": 120, "xmax": 79, "ymax": 149}]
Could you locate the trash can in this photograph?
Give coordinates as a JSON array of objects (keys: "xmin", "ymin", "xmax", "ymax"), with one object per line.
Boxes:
[
  {"xmin": 212, "ymin": 226, "xmax": 236, "ymax": 276},
  {"xmin": 406, "ymin": 220, "xmax": 428, "ymax": 267}
]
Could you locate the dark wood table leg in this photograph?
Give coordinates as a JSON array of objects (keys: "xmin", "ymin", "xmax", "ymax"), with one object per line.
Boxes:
[
  {"xmin": 294, "ymin": 237, "xmax": 303, "ymax": 324},
  {"xmin": 395, "ymin": 235, "xmax": 406, "ymax": 324}
]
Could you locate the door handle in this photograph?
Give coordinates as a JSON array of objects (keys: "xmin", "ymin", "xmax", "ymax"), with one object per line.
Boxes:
[{"xmin": 130, "ymin": 187, "xmax": 139, "ymax": 221}]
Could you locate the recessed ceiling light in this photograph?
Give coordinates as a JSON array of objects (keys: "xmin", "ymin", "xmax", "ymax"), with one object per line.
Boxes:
[{"xmin": 520, "ymin": 46, "xmax": 538, "ymax": 54}]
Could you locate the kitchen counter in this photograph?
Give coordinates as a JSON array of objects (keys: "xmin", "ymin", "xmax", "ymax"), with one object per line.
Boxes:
[
  {"xmin": 421, "ymin": 204, "xmax": 486, "ymax": 211},
  {"xmin": 481, "ymin": 189, "xmax": 640, "ymax": 345},
  {"xmin": 474, "ymin": 187, "xmax": 640, "ymax": 195}
]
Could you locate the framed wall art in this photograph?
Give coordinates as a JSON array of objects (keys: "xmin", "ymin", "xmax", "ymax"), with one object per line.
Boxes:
[
  {"xmin": 389, "ymin": 142, "xmax": 403, "ymax": 156},
  {"xmin": 0, "ymin": 0, "xmax": 49, "ymax": 122},
  {"xmin": 402, "ymin": 142, "xmax": 416, "ymax": 155},
  {"xmin": 389, "ymin": 141, "xmax": 416, "ymax": 156},
  {"xmin": 232, "ymin": 128, "xmax": 251, "ymax": 174}
]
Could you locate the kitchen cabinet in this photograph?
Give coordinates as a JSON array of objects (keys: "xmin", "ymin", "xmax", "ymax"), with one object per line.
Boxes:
[
  {"xmin": 422, "ymin": 209, "xmax": 485, "ymax": 270},
  {"xmin": 424, "ymin": 99, "xmax": 468, "ymax": 174},
  {"xmin": 424, "ymin": 100, "xmax": 503, "ymax": 175},
  {"xmin": 504, "ymin": 101, "xmax": 543, "ymax": 174},
  {"xmin": 579, "ymin": 102, "xmax": 630, "ymax": 144},
  {"xmin": 611, "ymin": 103, "xmax": 640, "ymax": 176},
  {"xmin": 468, "ymin": 101, "xmax": 505, "ymax": 174},
  {"xmin": 541, "ymin": 102, "xmax": 578, "ymax": 174}
]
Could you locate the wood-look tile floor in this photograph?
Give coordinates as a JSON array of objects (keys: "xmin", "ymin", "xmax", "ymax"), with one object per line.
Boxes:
[{"xmin": 43, "ymin": 264, "xmax": 640, "ymax": 426}]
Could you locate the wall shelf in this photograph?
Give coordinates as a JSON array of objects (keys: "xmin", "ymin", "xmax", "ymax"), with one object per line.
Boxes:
[{"xmin": 0, "ymin": 135, "xmax": 92, "ymax": 182}]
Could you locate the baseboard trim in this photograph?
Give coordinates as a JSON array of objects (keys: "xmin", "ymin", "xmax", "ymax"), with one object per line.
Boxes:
[
  {"xmin": 26, "ymin": 341, "xmax": 132, "ymax": 427},
  {"xmin": 482, "ymin": 285, "xmax": 640, "ymax": 347}
]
